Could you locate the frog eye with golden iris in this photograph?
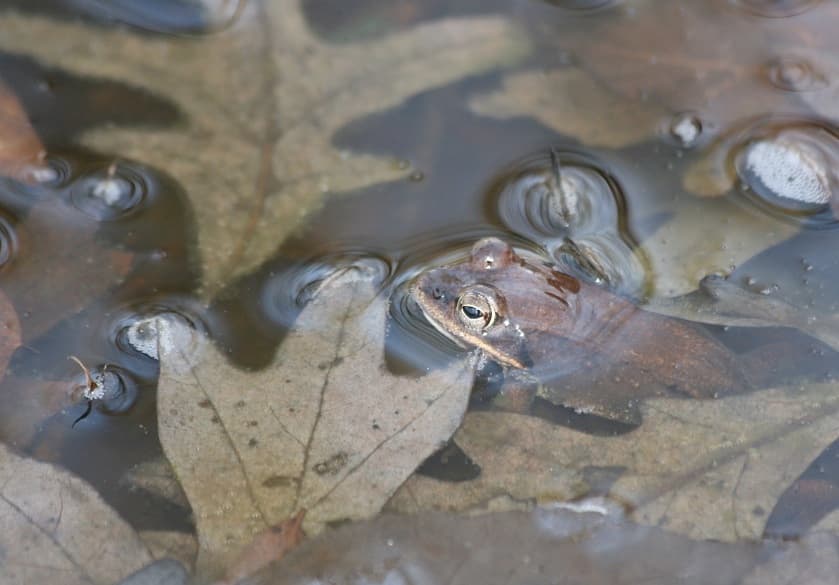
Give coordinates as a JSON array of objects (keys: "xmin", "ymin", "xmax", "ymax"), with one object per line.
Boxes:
[{"xmin": 456, "ymin": 287, "xmax": 499, "ymax": 331}]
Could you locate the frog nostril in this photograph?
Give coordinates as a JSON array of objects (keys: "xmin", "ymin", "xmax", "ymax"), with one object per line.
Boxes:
[{"xmin": 432, "ymin": 287, "xmax": 444, "ymax": 300}]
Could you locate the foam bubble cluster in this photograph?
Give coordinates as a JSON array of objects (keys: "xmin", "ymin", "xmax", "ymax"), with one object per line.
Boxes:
[{"xmin": 741, "ymin": 129, "xmax": 835, "ymax": 206}]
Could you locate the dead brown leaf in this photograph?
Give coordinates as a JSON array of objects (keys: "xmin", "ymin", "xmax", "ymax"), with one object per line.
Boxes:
[
  {"xmin": 0, "ymin": 80, "xmax": 46, "ymax": 182},
  {"xmin": 5, "ymin": 195, "xmax": 133, "ymax": 343},
  {"xmin": 156, "ymin": 270, "xmax": 473, "ymax": 578}
]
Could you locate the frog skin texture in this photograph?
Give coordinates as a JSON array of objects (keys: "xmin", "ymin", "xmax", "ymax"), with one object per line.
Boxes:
[{"xmin": 411, "ymin": 237, "xmax": 820, "ymax": 426}]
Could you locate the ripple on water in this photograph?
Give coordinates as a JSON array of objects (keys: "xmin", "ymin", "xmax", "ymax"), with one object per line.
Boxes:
[
  {"xmin": 80, "ymin": 0, "xmax": 245, "ymax": 34},
  {"xmin": 734, "ymin": 123, "xmax": 838, "ymax": 228},
  {"xmin": 69, "ymin": 161, "xmax": 152, "ymax": 221},
  {"xmin": 490, "ymin": 151, "xmax": 649, "ymax": 296},
  {"xmin": 71, "ymin": 364, "xmax": 139, "ymax": 416},
  {"xmin": 732, "ymin": 0, "xmax": 822, "ymax": 17},
  {"xmin": 765, "ymin": 56, "xmax": 827, "ymax": 92},
  {"xmin": 0, "ymin": 153, "xmax": 74, "ymax": 201},
  {"xmin": 111, "ymin": 298, "xmax": 210, "ymax": 361},
  {"xmin": 0, "ymin": 212, "xmax": 17, "ymax": 270},
  {"xmin": 260, "ymin": 252, "xmax": 393, "ymax": 330}
]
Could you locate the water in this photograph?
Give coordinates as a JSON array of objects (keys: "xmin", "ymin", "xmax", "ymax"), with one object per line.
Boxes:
[{"xmin": 0, "ymin": 0, "xmax": 837, "ymax": 580}]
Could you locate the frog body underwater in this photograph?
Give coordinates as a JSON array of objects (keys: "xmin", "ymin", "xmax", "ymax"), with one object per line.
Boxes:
[{"xmin": 411, "ymin": 237, "xmax": 829, "ymax": 425}]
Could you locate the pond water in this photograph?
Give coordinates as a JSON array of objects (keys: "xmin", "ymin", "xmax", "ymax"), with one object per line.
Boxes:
[{"xmin": 0, "ymin": 0, "xmax": 838, "ymax": 582}]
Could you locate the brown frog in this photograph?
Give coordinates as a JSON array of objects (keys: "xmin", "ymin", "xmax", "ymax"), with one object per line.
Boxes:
[{"xmin": 411, "ymin": 237, "xmax": 829, "ymax": 426}]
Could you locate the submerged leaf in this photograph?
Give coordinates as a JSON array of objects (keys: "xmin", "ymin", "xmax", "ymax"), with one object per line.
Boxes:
[
  {"xmin": 247, "ymin": 508, "xmax": 767, "ymax": 585},
  {"xmin": 0, "ymin": 1, "xmax": 529, "ymax": 294},
  {"xmin": 0, "ymin": 444, "xmax": 153, "ymax": 585},
  {"xmin": 0, "ymin": 80, "xmax": 46, "ymax": 182},
  {"xmin": 157, "ymin": 270, "xmax": 473, "ymax": 577},
  {"xmin": 470, "ymin": 68, "xmax": 667, "ymax": 148},
  {"xmin": 0, "ymin": 287, "xmax": 20, "ymax": 381},
  {"xmin": 390, "ymin": 379, "xmax": 839, "ymax": 542}
]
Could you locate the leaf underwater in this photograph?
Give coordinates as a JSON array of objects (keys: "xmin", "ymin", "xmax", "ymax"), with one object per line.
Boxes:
[
  {"xmin": 157, "ymin": 270, "xmax": 473, "ymax": 578},
  {"xmin": 0, "ymin": 1, "xmax": 529, "ymax": 296},
  {"xmin": 390, "ymin": 377, "xmax": 839, "ymax": 542},
  {"xmin": 247, "ymin": 507, "xmax": 820, "ymax": 585},
  {"xmin": 0, "ymin": 444, "xmax": 153, "ymax": 585}
]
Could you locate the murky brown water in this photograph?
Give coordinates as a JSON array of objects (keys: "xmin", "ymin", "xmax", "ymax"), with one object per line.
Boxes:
[{"xmin": 1, "ymin": 0, "xmax": 838, "ymax": 581}]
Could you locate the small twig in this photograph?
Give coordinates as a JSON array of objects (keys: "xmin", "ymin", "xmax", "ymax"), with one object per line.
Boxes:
[{"xmin": 68, "ymin": 355, "xmax": 96, "ymax": 428}]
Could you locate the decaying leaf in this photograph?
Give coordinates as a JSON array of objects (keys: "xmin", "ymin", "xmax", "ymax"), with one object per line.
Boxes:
[
  {"xmin": 469, "ymin": 68, "xmax": 667, "ymax": 149},
  {"xmin": 390, "ymin": 379, "xmax": 839, "ymax": 542},
  {"xmin": 0, "ymin": 1, "xmax": 529, "ymax": 295},
  {"xmin": 0, "ymin": 287, "xmax": 20, "ymax": 380},
  {"xmin": 246, "ymin": 507, "xmax": 768, "ymax": 585},
  {"xmin": 5, "ymin": 196, "xmax": 133, "ymax": 342},
  {"xmin": 137, "ymin": 531, "xmax": 198, "ymax": 575},
  {"xmin": 218, "ymin": 510, "xmax": 305, "ymax": 585},
  {"xmin": 157, "ymin": 270, "xmax": 473, "ymax": 577},
  {"xmin": 0, "ymin": 443, "xmax": 153, "ymax": 585},
  {"xmin": 0, "ymin": 79, "xmax": 46, "ymax": 181}
]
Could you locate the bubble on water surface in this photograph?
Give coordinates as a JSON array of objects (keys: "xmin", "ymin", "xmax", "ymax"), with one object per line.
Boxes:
[
  {"xmin": 735, "ymin": 126, "xmax": 837, "ymax": 226},
  {"xmin": 765, "ymin": 57, "xmax": 827, "ymax": 92},
  {"xmin": 113, "ymin": 301, "xmax": 208, "ymax": 362},
  {"xmin": 732, "ymin": 0, "xmax": 822, "ymax": 17},
  {"xmin": 667, "ymin": 113, "xmax": 703, "ymax": 148},
  {"xmin": 70, "ymin": 162, "xmax": 150, "ymax": 221}
]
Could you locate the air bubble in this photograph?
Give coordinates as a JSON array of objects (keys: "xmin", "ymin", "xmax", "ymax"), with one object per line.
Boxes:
[
  {"xmin": 765, "ymin": 57, "xmax": 826, "ymax": 92},
  {"xmin": 668, "ymin": 113, "xmax": 703, "ymax": 147},
  {"xmin": 70, "ymin": 162, "xmax": 150, "ymax": 221}
]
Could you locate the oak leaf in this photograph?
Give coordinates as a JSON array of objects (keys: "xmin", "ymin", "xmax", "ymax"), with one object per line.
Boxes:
[
  {"xmin": 0, "ymin": 1, "xmax": 529, "ymax": 295},
  {"xmin": 156, "ymin": 270, "xmax": 473, "ymax": 578}
]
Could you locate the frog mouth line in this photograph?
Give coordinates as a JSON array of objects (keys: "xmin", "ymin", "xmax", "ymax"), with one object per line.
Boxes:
[{"xmin": 411, "ymin": 285, "xmax": 527, "ymax": 369}]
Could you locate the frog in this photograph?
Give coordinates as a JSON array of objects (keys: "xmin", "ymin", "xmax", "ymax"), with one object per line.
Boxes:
[{"xmin": 411, "ymin": 236, "xmax": 838, "ymax": 426}]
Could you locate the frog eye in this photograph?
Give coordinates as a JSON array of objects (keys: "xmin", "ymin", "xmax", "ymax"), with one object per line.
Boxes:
[{"xmin": 456, "ymin": 289, "xmax": 498, "ymax": 331}]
